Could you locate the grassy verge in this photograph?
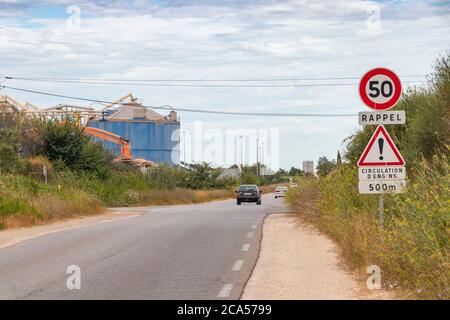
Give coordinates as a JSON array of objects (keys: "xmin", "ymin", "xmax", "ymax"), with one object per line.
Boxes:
[
  {"xmin": 286, "ymin": 158, "xmax": 449, "ymax": 299},
  {"xmin": 0, "ymin": 170, "xmax": 282, "ymax": 230},
  {"xmin": 0, "ymin": 174, "xmax": 103, "ymax": 230},
  {"xmin": 0, "ymin": 172, "xmax": 231, "ymax": 230}
]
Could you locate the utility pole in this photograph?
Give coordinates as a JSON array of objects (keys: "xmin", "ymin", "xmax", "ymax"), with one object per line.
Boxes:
[
  {"xmin": 239, "ymin": 135, "xmax": 243, "ymax": 173},
  {"xmin": 261, "ymin": 142, "xmax": 264, "ymax": 175},
  {"xmin": 256, "ymin": 138, "xmax": 259, "ymax": 176},
  {"xmin": 183, "ymin": 130, "xmax": 186, "ymax": 163}
]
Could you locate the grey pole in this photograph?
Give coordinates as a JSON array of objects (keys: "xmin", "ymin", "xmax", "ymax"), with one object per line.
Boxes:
[
  {"xmin": 378, "ymin": 194, "xmax": 384, "ymax": 229},
  {"xmin": 183, "ymin": 130, "xmax": 186, "ymax": 163},
  {"xmin": 239, "ymin": 135, "xmax": 243, "ymax": 172},
  {"xmin": 256, "ymin": 138, "xmax": 259, "ymax": 176},
  {"xmin": 261, "ymin": 142, "xmax": 264, "ymax": 175}
]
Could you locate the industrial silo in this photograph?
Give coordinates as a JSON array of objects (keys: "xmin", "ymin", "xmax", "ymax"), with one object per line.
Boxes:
[{"xmin": 87, "ymin": 102, "xmax": 180, "ymax": 166}]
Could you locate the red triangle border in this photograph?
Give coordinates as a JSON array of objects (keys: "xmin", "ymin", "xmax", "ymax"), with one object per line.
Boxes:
[{"xmin": 357, "ymin": 125, "xmax": 405, "ymax": 166}]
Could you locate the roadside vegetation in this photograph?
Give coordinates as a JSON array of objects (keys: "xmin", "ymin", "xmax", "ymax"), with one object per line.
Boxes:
[
  {"xmin": 286, "ymin": 52, "xmax": 450, "ymax": 299},
  {"xmin": 0, "ymin": 115, "xmax": 286, "ymax": 229}
]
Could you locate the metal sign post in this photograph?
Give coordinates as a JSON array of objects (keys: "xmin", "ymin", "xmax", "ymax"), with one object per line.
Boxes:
[
  {"xmin": 43, "ymin": 165, "xmax": 48, "ymax": 184},
  {"xmin": 378, "ymin": 194, "xmax": 384, "ymax": 228}
]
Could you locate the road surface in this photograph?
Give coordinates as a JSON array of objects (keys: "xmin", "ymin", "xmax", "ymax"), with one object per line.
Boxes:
[{"xmin": 0, "ymin": 194, "xmax": 286, "ymax": 300}]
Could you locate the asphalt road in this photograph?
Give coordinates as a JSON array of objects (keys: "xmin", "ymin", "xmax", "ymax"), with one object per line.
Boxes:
[{"xmin": 0, "ymin": 194, "xmax": 287, "ymax": 300}]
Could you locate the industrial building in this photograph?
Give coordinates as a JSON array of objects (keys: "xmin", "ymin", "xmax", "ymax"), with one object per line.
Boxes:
[
  {"xmin": 87, "ymin": 97, "xmax": 180, "ymax": 166},
  {"xmin": 1, "ymin": 94, "xmax": 181, "ymax": 166},
  {"xmin": 302, "ymin": 160, "xmax": 314, "ymax": 175}
]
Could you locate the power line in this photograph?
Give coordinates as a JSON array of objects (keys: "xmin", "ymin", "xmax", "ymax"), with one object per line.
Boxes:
[
  {"xmin": 4, "ymin": 77, "xmax": 426, "ymax": 88},
  {"xmin": 6, "ymin": 74, "xmax": 426, "ymax": 82},
  {"xmin": 0, "ymin": 85, "xmax": 358, "ymax": 117}
]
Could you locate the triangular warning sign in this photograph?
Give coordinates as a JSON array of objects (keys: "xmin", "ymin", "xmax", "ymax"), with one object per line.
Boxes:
[{"xmin": 357, "ymin": 125, "xmax": 405, "ymax": 167}]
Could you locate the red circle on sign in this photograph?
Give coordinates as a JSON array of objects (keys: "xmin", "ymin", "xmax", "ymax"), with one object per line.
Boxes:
[{"xmin": 359, "ymin": 68, "xmax": 402, "ymax": 110}]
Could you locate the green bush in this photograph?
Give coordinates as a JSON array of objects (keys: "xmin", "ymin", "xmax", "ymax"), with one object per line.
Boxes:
[
  {"xmin": 0, "ymin": 144, "xmax": 21, "ymax": 173},
  {"xmin": 0, "ymin": 128, "xmax": 24, "ymax": 173},
  {"xmin": 42, "ymin": 122, "xmax": 113, "ymax": 178},
  {"xmin": 42, "ymin": 122, "xmax": 85, "ymax": 167},
  {"xmin": 382, "ymin": 156, "xmax": 449, "ymax": 298}
]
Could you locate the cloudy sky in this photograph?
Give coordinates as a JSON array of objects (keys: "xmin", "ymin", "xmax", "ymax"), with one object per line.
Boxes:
[{"xmin": 0, "ymin": 0, "xmax": 449, "ymax": 170}]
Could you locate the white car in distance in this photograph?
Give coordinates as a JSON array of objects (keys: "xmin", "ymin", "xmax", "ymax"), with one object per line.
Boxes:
[{"xmin": 274, "ymin": 186, "xmax": 288, "ymax": 198}]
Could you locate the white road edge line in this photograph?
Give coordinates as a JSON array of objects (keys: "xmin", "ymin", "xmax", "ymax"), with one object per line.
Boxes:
[
  {"xmin": 217, "ymin": 284, "xmax": 233, "ymax": 298},
  {"xmin": 246, "ymin": 232, "xmax": 254, "ymax": 238},
  {"xmin": 119, "ymin": 215, "xmax": 140, "ymax": 220},
  {"xmin": 241, "ymin": 243, "xmax": 250, "ymax": 251},
  {"xmin": 232, "ymin": 260, "xmax": 244, "ymax": 271},
  {"xmin": 101, "ymin": 220, "xmax": 114, "ymax": 223}
]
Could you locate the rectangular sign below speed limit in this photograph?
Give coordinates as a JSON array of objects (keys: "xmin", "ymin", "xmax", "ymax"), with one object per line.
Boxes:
[
  {"xmin": 358, "ymin": 166, "xmax": 406, "ymax": 180},
  {"xmin": 358, "ymin": 180, "xmax": 406, "ymax": 194},
  {"xmin": 358, "ymin": 111, "xmax": 406, "ymax": 125}
]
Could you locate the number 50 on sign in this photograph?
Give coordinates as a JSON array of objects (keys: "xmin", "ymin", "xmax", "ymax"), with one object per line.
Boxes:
[{"xmin": 359, "ymin": 68, "xmax": 402, "ymax": 111}]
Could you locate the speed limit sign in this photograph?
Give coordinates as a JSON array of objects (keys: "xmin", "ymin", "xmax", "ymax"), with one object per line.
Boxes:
[{"xmin": 359, "ymin": 68, "xmax": 402, "ymax": 110}]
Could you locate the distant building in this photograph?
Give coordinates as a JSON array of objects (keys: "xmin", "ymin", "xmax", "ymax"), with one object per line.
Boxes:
[
  {"xmin": 87, "ymin": 102, "xmax": 180, "ymax": 166},
  {"xmin": 302, "ymin": 160, "xmax": 314, "ymax": 175}
]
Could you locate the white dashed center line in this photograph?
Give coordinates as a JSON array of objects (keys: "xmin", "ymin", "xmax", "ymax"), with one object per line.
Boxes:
[
  {"xmin": 251, "ymin": 224, "xmax": 257, "ymax": 229},
  {"xmin": 217, "ymin": 284, "xmax": 233, "ymax": 298},
  {"xmin": 232, "ymin": 260, "xmax": 244, "ymax": 271},
  {"xmin": 246, "ymin": 232, "xmax": 254, "ymax": 238},
  {"xmin": 241, "ymin": 243, "xmax": 250, "ymax": 251}
]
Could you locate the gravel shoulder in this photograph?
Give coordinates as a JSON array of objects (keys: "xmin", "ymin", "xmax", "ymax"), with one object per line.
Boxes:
[{"xmin": 241, "ymin": 213, "xmax": 394, "ymax": 300}]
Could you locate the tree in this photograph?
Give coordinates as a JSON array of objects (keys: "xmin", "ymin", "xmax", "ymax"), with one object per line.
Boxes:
[
  {"xmin": 0, "ymin": 128, "xmax": 23, "ymax": 173},
  {"xmin": 18, "ymin": 118, "xmax": 45, "ymax": 157},
  {"xmin": 316, "ymin": 156, "xmax": 336, "ymax": 177},
  {"xmin": 289, "ymin": 166, "xmax": 304, "ymax": 176},
  {"xmin": 336, "ymin": 151, "xmax": 342, "ymax": 165},
  {"xmin": 42, "ymin": 122, "xmax": 85, "ymax": 168},
  {"xmin": 42, "ymin": 122, "xmax": 112, "ymax": 178}
]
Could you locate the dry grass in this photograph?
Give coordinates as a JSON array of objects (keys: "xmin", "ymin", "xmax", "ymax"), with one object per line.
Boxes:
[
  {"xmin": 136, "ymin": 188, "xmax": 234, "ymax": 206},
  {"xmin": 0, "ymin": 187, "xmax": 233, "ymax": 230},
  {"xmin": 258, "ymin": 183, "xmax": 287, "ymax": 194},
  {"xmin": 285, "ymin": 161, "xmax": 449, "ymax": 300}
]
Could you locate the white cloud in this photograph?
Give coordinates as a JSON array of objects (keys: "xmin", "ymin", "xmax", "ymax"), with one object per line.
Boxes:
[{"xmin": 0, "ymin": 0, "xmax": 449, "ymax": 168}]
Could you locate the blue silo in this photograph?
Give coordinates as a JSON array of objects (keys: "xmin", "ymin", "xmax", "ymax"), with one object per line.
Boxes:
[{"xmin": 87, "ymin": 104, "xmax": 180, "ymax": 166}]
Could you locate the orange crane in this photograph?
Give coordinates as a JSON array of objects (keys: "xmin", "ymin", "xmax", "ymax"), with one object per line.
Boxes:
[{"xmin": 83, "ymin": 127, "xmax": 132, "ymax": 161}]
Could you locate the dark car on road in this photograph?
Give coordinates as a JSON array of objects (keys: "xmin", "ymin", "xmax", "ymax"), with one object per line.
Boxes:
[{"xmin": 236, "ymin": 184, "xmax": 262, "ymax": 205}]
